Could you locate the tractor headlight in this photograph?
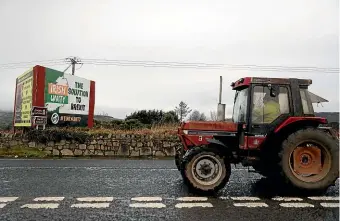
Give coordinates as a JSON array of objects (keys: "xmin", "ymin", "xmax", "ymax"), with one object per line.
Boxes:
[{"xmin": 183, "ymin": 130, "xmax": 188, "ymax": 135}]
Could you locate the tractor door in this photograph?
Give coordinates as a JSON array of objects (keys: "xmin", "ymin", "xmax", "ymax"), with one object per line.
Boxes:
[{"xmin": 245, "ymin": 84, "xmax": 292, "ymax": 149}]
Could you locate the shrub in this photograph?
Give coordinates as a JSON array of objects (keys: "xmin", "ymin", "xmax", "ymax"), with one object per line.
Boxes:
[{"xmin": 24, "ymin": 128, "xmax": 91, "ymax": 144}]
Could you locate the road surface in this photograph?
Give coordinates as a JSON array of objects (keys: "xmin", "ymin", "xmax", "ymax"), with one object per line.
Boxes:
[{"xmin": 0, "ymin": 159, "xmax": 339, "ymax": 221}]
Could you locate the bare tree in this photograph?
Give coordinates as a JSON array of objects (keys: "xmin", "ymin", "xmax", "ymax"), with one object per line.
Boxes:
[
  {"xmin": 209, "ymin": 110, "xmax": 218, "ymax": 121},
  {"xmin": 175, "ymin": 101, "xmax": 192, "ymax": 122}
]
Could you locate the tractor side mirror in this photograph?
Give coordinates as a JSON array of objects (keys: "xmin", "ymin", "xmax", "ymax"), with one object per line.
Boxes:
[{"xmin": 268, "ymin": 84, "xmax": 278, "ymax": 97}]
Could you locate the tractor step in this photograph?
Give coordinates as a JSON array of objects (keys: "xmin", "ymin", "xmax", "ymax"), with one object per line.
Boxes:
[{"xmin": 241, "ymin": 156, "xmax": 259, "ymax": 167}]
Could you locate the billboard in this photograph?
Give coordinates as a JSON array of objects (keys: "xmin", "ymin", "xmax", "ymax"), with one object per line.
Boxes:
[
  {"xmin": 14, "ymin": 68, "xmax": 33, "ymax": 127},
  {"xmin": 13, "ymin": 65, "xmax": 95, "ymax": 128},
  {"xmin": 44, "ymin": 68, "xmax": 92, "ymax": 127}
]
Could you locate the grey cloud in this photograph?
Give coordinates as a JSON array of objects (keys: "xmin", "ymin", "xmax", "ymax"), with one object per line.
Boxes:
[{"xmin": 0, "ymin": 0, "xmax": 338, "ymax": 119}]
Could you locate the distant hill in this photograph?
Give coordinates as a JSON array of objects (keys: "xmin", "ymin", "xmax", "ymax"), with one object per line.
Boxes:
[
  {"xmin": 0, "ymin": 111, "xmax": 13, "ymax": 130},
  {"xmin": 315, "ymin": 112, "xmax": 339, "ymax": 123},
  {"xmin": 94, "ymin": 114, "xmax": 122, "ymax": 122}
]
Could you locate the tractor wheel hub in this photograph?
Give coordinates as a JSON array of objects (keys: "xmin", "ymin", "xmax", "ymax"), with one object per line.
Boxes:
[
  {"xmin": 300, "ymin": 154, "xmax": 312, "ymax": 165},
  {"xmin": 198, "ymin": 162, "xmax": 213, "ymax": 176},
  {"xmin": 290, "ymin": 144, "xmax": 330, "ymax": 182},
  {"xmin": 194, "ymin": 158, "xmax": 217, "ymax": 180}
]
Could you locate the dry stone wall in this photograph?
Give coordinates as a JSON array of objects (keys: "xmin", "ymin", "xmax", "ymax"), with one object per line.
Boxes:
[{"xmin": 0, "ymin": 133, "xmax": 182, "ymax": 158}]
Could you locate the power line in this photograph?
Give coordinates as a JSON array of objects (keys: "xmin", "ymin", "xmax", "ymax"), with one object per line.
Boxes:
[
  {"xmin": 0, "ymin": 58, "xmax": 65, "ymax": 66},
  {"xmin": 0, "ymin": 59, "xmax": 67, "ymax": 70},
  {"xmin": 80, "ymin": 58, "xmax": 339, "ymax": 73},
  {"xmin": 0, "ymin": 57, "xmax": 338, "ymax": 73},
  {"xmin": 81, "ymin": 58, "xmax": 336, "ymax": 70},
  {"xmin": 0, "ymin": 62, "xmax": 67, "ymax": 70}
]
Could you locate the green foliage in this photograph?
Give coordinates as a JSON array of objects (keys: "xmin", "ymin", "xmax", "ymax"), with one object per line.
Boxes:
[
  {"xmin": 160, "ymin": 111, "xmax": 179, "ymax": 124},
  {"xmin": 24, "ymin": 129, "xmax": 91, "ymax": 143},
  {"xmin": 124, "ymin": 109, "xmax": 179, "ymax": 126},
  {"xmin": 188, "ymin": 110, "xmax": 207, "ymax": 121},
  {"xmin": 93, "ymin": 109, "xmax": 180, "ymax": 130},
  {"xmin": 120, "ymin": 119, "xmax": 148, "ymax": 130},
  {"xmin": 125, "ymin": 109, "xmax": 163, "ymax": 125}
]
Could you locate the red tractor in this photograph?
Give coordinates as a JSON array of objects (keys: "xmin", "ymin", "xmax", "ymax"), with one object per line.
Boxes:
[{"xmin": 176, "ymin": 77, "xmax": 339, "ymax": 194}]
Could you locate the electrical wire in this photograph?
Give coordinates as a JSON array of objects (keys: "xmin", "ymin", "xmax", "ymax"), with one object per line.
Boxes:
[
  {"xmin": 80, "ymin": 58, "xmax": 339, "ymax": 73},
  {"xmin": 0, "ymin": 57, "xmax": 338, "ymax": 73},
  {"xmin": 0, "ymin": 59, "xmax": 67, "ymax": 70}
]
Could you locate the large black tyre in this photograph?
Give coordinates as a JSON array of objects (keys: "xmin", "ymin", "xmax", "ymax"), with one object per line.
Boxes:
[
  {"xmin": 279, "ymin": 128, "xmax": 339, "ymax": 192},
  {"xmin": 252, "ymin": 160, "xmax": 281, "ymax": 178},
  {"xmin": 175, "ymin": 151, "xmax": 181, "ymax": 171},
  {"xmin": 180, "ymin": 146, "xmax": 231, "ymax": 193}
]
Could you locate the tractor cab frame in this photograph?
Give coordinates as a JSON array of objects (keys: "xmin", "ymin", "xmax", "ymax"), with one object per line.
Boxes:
[{"xmin": 231, "ymin": 77, "xmax": 327, "ymax": 152}]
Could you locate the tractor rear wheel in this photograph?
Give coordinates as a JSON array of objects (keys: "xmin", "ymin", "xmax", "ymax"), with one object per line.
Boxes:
[
  {"xmin": 180, "ymin": 146, "xmax": 231, "ymax": 193},
  {"xmin": 279, "ymin": 128, "xmax": 339, "ymax": 192}
]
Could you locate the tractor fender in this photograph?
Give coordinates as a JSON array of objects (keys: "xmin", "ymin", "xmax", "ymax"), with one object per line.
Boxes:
[
  {"xmin": 206, "ymin": 138, "xmax": 236, "ymax": 161},
  {"xmin": 206, "ymin": 138, "xmax": 227, "ymax": 148}
]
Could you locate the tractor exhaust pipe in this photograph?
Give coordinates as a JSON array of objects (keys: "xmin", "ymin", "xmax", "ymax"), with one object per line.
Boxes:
[
  {"xmin": 217, "ymin": 76, "xmax": 226, "ymax": 121},
  {"xmin": 217, "ymin": 103, "xmax": 226, "ymax": 121}
]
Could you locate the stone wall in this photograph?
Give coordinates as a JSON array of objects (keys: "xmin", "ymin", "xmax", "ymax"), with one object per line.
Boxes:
[{"xmin": 0, "ymin": 133, "xmax": 182, "ymax": 158}]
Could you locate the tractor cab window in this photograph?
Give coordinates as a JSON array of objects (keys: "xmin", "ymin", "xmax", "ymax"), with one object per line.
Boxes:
[
  {"xmin": 232, "ymin": 88, "xmax": 248, "ymax": 123},
  {"xmin": 252, "ymin": 86, "xmax": 289, "ymax": 124},
  {"xmin": 300, "ymin": 88, "xmax": 314, "ymax": 115}
]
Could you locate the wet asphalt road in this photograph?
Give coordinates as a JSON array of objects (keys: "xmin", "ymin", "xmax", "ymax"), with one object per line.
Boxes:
[{"xmin": 0, "ymin": 159, "xmax": 339, "ymax": 221}]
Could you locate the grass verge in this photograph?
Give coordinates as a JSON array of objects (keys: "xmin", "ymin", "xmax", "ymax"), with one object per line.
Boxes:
[{"xmin": 0, "ymin": 147, "xmax": 48, "ymax": 158}]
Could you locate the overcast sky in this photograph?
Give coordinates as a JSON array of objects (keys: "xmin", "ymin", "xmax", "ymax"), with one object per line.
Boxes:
[{"xmin": 0, "ymin": 0, "xmax": 338, "ymax": 119}]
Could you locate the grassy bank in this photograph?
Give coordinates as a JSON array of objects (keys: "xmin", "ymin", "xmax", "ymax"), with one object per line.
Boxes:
[{"xmin": 0, "ymin": 147, "xmax": 49, "ymax": 158}]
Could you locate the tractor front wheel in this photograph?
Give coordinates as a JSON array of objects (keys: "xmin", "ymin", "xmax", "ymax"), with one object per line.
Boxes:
[
  {"xmin": 175, "ymin": 150, "xmax": 181, "ymax": 171},
  {"xmin": 180, "ymin": 146, "xmax": 231, "ymax": 193},
  {"xmin": 279, "ymin": 128, "xmax": 339, "ymax": 192}
]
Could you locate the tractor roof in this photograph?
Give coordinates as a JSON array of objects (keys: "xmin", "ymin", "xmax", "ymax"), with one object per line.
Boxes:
[{"xmin": 231, "ymin": 77, "xmax": 312, "ymax": 90}]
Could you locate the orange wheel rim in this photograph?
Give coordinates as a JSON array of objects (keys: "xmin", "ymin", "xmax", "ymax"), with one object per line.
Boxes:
[{"xmin": 289, "ymin": 141, "xmax": 331, "ymax": 183}]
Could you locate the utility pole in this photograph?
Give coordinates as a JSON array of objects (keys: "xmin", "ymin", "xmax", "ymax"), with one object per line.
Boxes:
[
  {"xmin": 71, "ymin": 57, "xmax": 77, "ymax": 75},
  {"xmin": 65, "ymin": 57, "xmax": 81, "ymax": 75}
]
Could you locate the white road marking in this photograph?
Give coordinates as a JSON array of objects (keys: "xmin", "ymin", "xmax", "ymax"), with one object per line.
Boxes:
[
  {"xmin": 175, "ymin": 203, "xmax": 213, "ymax": 208},
  {"xmin": 176, "ymin": 197, "xmax": 208, "ymax": 202},
  {"xmin": 308, "ymin": 196, "xmax": 340, "ymax": 201},
  {"xmin": 279, "ymin": 203, "xmax": 314, "ymax": 208},
  {"xmin": 129, "ymin": 203, "xmax": 166, "ymax": 208},
  {"xmin": 131, "ymin": 197, "xmax": 162, "ymax": 202},
  {"xmin": 76, "ymin": 197, "xmax": 114, "ymax": 202},
  {"xmin": 0, "ymin": 197, "xmax": 18, "ymax": 202},
  {"xmin": 21, "ymin": 203, "xmax": 59, "ymax": 209},
  {"xmin": 71, "ymin": 203, "xmax": 110, "ymax": 208},
  {"xmin": 230, "ymin": 197, "xmax": 261, "ymax": 201},
  {"xmin": 320, "ymin": 203, "xmax": 339, "ymax": 208},
  {"xmin": 233, "ymin": 202, "xmax": 268, "ymax": 208},
  {"xmin": 33, "ymin": 197, "xmax": 65, "ymax": 202},
  {"xmin": 272, "ymin": 197, "xmax": 303, "ymax": 201},
  {"xmin": 0, "ymin": 204, "xmax": 6, "ymax": 209}
]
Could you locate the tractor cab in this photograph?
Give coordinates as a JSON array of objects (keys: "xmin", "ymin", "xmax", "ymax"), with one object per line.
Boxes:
[{"xmin": 230, "ymin": 77, "xmax": 328, "ymax": 150}]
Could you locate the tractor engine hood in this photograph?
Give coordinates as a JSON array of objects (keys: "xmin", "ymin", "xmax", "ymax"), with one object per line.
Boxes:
[{"xmin": 179, "ymin": 121, "xmax": 238, "ymax": 133}]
